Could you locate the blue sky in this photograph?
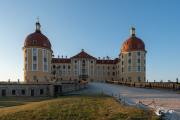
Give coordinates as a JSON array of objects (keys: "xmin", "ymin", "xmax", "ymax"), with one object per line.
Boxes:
[{"xmin": 0, "ymin": 0, "xmax": 179, "ymax": 82}]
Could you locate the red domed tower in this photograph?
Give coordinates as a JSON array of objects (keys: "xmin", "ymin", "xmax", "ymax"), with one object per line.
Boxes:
[
  {"xmin": 119, "ymin": 27, "xmax": 146, "ymax": 82},
  {"xmin": 23, "ymin": 20, "xmax": 53, "ymax": 83}
]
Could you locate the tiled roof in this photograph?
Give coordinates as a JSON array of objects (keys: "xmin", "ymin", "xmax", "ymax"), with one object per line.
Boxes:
[
  {"xmin": 52, "ymin": 58, "xmax": 71, "ymax": 63},
  {"xmin": 121, "ymin": 36, "xmax": 145, "ymax": 52},
  {"xmin": 71, "ymin": 50, "xmax": 96, "ymax": 59},
  {"xmin": 24, "ymin": 31, "xmax": 51, "ymax": 49},
  {"xmin": 96, "ymin": 58, "xmax": 119, "ymax": 64}
]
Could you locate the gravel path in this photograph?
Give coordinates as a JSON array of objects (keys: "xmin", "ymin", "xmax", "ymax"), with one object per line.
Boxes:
[{"xmin": 70, "ymin": 82, "xmax": 180, "ymax": 118}]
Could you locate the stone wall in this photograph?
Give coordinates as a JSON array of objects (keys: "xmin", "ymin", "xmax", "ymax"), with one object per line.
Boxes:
[
  {"xmin": 106, "ymin": 80, "xmax": 180, "ymax": 90},
  {"xmin": 0, "ymin": 81, "xmax": 87, "ymax": 97},
  {"xmin": 0, "ymin": 83, "xmax": 50, "ymax": 97}
]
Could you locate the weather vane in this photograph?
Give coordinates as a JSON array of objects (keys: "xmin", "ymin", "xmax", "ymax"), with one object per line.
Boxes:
[{"xmin": 37, "ymin": 16, "xmax": 40, "ymax": 23}]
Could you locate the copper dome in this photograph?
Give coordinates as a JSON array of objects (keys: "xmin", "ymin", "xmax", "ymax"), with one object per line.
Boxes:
[
  {"xmin": 24, "ymin": 21, "xmax": 51, "ymax": 49},
  {"xmin": 121, "ymin": 27, "xmax": 145, "ymax": 52}
]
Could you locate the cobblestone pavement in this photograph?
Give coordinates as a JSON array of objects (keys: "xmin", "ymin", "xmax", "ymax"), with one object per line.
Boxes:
[{"xmin": 70, "ymin": 82, "xmax": 180, "ymax": 113}]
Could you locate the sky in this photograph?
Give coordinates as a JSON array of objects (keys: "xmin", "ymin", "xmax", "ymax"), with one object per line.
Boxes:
[{"xmin": 0, "ymin": 0, "xmax": 179, "ymax": 82}]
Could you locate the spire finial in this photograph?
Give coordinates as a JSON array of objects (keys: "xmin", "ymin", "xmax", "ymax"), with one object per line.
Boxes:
[
  {"xmin": 130, "ymin": 27, "xmax": 136, "ymax": 36},
  {"xmin": 35, "ymin": 17, "xmax": 41, "ymax": 32},
  {"xmin": 37, "ymin": 16, "xmax": 39, "ymax": 23}
]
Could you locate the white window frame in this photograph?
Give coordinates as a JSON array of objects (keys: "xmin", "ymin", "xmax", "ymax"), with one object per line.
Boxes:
[{"xmin": 32, "ymin": 48, "xmax": 38, "ymax": 71}]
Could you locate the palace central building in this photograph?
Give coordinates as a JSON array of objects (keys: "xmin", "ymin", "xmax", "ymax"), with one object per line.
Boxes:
[{"xmin": 24, "ymin": 21, "xmax": 146, "ymax": 83}]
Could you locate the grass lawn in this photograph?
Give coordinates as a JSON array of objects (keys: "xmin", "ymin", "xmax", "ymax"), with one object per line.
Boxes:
[
  {"xmin": 0, "ymin": 95, "xmax": 159, "ymax": 120},
  {"xmin": 0, "ymin": 97, "xmax": 51, "ymax": 108}
]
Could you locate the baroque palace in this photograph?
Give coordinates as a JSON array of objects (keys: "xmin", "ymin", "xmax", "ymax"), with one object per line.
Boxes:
[
  {"xmin": 0, "ymin": 21, "xmax": 146, "ymax": 97},
  {"xmin": 24, "ymin": 21, "xmax": 146, "ymax": 83}
]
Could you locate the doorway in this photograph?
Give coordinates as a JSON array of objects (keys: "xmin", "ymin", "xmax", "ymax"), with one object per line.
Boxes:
[
  {"xmin": 31, "ymin": 89, "xmax": 34, "ymax": 96},
  {"xmin": 1, "ymin": 89, "xmax": 6, "ymax": 96},
  {"xmin": 54, "ymin": 85, "xmax": 62, "ymax": 96}
]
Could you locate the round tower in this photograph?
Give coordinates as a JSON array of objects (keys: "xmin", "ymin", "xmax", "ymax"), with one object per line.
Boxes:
[
  {"xmin": 23, "ymin": 21, "xmax": 53, "ymax": 83},
  {"xmin": 120, "ymin": 27, "xmax": 146, "ymax": 82}
]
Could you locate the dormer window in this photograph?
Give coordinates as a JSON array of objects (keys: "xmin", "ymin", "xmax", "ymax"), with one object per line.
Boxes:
[{"xmin": 32, "ymin": 40, "xmax": 37, "ymax": 45}]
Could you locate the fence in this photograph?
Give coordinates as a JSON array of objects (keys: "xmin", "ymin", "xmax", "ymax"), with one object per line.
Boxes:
[{"xmin": 106, "ymin": 80, "xmax": 180, "ymax": 91}]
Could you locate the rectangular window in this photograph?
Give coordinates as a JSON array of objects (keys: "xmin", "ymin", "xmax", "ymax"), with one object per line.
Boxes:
[
  {"xmin": 128, "ymin": 77, "xmax": 131, "ymax": 82},
  {"xmin": 33, "ymin": 76, "xmax": 37, "ymax": 80},
  {"xmin": 33, "ymin": 56, "xmax": 37, "ymax": 61},
  {"xmin": 25, "ymin": 64, "xmax": 27, "ymax": 71},
  {"xmin": 12, "ymin": 90, "xmax": 16, "ymax": 95},
  {"xmin": 44, "ymin": 58, "xmax": 47, "ymax": 62},
  {"xmin": 138, "ymin": 76, "xmax": 141, "ymax": 82},
  {"xmin": 82, "ymin": 69, "xmax": 85, "ymax": 74},
  {"xmin": 21, "ymin": 89, "xmax": 25, "ymax": 95},
  {"xmin": 44, "ymin": 64, "xmax": 48, "ymax": 71},
  {"xmin": 33, "ymin": 64, "xmax": 37, "ymax": 71},
  {"xmin": 43, "ymin": 49, "xmax": 48, "ymax": 72},
  {"xmin": 112, "ymin": 72, "xmax": 115, "ymax": 76},
  {"xmin": 25, "ymin": 57, "xmax": 27, "ymax": 62},
  {"xmin": 31, "ymin": 89, "xmax": 34, "ymax": 96},
  {"xmin": 128, "ymin": 66, "xmax": 131, "ymax": 72},
  {"xmin": 33, "ymin": 48, "xmax": 37, "ymax": 55},
  {"xmin": 2, "ymin": 89, "xmax": 6, "ymax": 96},
  {"xmin": 137, "ymin": 52, "xmax": 141, "ymax": 56},
  {"xmin": 74, "ymin": 65, "xmax": 77, "ymax": 69},
  {"xmin": 74, "ymin": 71, "xmax": 77, "ymax": 75},
  {"xmin": 138, "ymin": 59, "xmax": 140, "ymax": 63},
  {"xmin": 128, "ymin": 59, "xmax": 131, "ymax": 64},
  {"xmin": 128, "ymin": 52, "xmax": 131, "ymax": 56},
  {"xmin": 25, "ymin": 49, "xmax": 28, "ymax": 71},
  {"xmin": 32, "ymin": 48, "xmax": 38, "ymax": 71},
  {"xmin": 40, "ymin": 89, "xmax": 44, "ymax": 95},
  {"xmin": 138, "ymin": 66, "xmax": 141, "ymax": 72}
]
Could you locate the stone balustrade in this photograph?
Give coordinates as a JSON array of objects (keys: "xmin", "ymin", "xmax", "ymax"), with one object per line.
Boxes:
[{"xmin": 106, "ymin": 80, "xmax": 180, "ymax": 90}]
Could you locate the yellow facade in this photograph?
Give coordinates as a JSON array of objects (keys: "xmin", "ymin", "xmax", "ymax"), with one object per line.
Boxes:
[{"xmin": 23, "ymin": 47, "xmax": 52, "ymax": 83}]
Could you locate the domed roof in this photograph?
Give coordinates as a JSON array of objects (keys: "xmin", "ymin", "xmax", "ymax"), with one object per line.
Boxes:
[
  {"xmin": 121, "ymin": 27, "xmax": 145, "ymax": 52},
  {"xmin": 24, "ymin": 21, "xmax": 51, "ymax": 49}
]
